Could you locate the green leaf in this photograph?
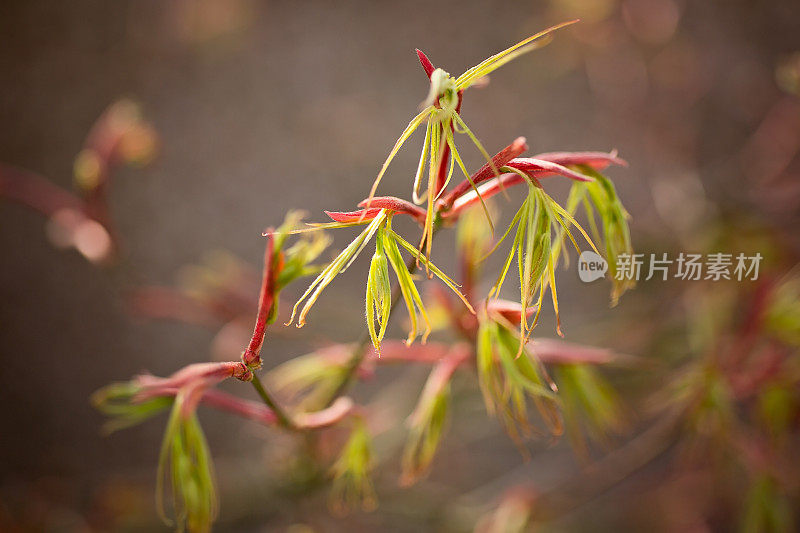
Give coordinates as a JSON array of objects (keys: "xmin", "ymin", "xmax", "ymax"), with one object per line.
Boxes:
[
  {"xmin": 412, "ymin": 117, "xmax": 433, "ymax": 204},
  {"xmin": 267, "ymin": 350, "xmax": 349, "ymax": 409},
  {"xmin": 401, "ymin": 387, "xmax": 450, "ymax": 486},
  {"xmin": 330, "ymin": 418, "xmax": 377, "ymax": 514},
  {"xmin": 572, "ymin": 165, "xmax": 634, "ymax": 305},
  {"xmin": 289, "ymin": 210, "xmax": 387, "ymax": 327},
  {"xmin": 366, "ymin": 227, "xmax": 392, "ymax": 352},
  {"xmin": 366, "ymin": 108, "xmax": 432, "ymax": 207},
  {"xmin": 477, "ymin": 319, "xmax": 561, "ymax": 443},
  {"xmin": 383, "ymin": 228, "xmax": 431, "ymax": 344},
  {"xmin": 487, "ymin": 199, "xmax": 527, "ymax": 299},
  {"xmin": 388, "ymin": 228, "xmax": 475, "ymax": 314},
  {"xmin": 485, "ymin": 182, "xmax": 596, "ymax": 341},
  {"xmin": 91, "ymin": 382, "xmax": 173, "ymax": 434},
  {"xmin": 552, "ymin": 363, "xmax": 625, "ymax": 455},
  {"xmin": 455, "ymin": 20, "xmax": 578, "ymax": 90},
  {"xmin": 156, "ymin": 394, "xmax": 218, "ymax": 532}
]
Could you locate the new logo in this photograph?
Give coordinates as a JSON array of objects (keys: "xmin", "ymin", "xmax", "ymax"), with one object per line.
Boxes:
[{"xmin": 578, "ymin": 251, "xmax": 608, "ymax": 282}]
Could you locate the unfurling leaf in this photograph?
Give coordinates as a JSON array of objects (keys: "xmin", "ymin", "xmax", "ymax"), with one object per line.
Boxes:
[
  {"xmin": 400, "ymin": 348, "xmax": 468, "ymax": 486},
  {"xmin": 477, "ymin": 318, "xmax": 561, "ymax": 443},
  {"xmin": 488, "ymin": 181, "xmax": 596, "ymax": 343},
  {"xmin": 401, "ymin": 386, "xmax": 449, "ymax": 486},
  {"xmin": 565, "ymin": 166, "xmax": 634, "ymax": 305},
  {"xmin": 454, "ymin": 21, "xmax": 578, "ymax": 91},
  {"xmin": 376, "ymin": 216, "xmax": 473, "ymax": 347},
  {"xmin": 276, "ymin": 223, "xmax": 332, "ymax": 290},
  {"xmin": 267, "ymin": 348, "xmax": 351, "ymax": 410},
  {"xmin": 741, "ymin": 475, "xmax": 794, "ymax": 533},
  {"xmin": 329, "ymin": 418, "xmax": 377, "ymax": 515},
  {"xmin": 287, "ymin": 211, "xmax": 470, "ymax": 348},
  {"xmin": 288, "ymin": 210, "xmax": 388, "ymax": 327},
  {"xmin": 157, "ymin": 392, "xmax": 217, "ymax": 533},
  {"xmin": 382, "ymin": 223, "xmax": 431, "ymax": 345},
  {"xmin": 91, "ymin": 381, "xmax": 172, "ymax": 434},
  {"xmin": 366, "ymin": 227, "xmax": 392, "ymax": 353},
  {"xmin": 551, "ymin": 363, "xmax": 625, "ymax": 456},
  {"xmin": 388, "ymin": 228, "xmax": 475, "ymax": 314}
]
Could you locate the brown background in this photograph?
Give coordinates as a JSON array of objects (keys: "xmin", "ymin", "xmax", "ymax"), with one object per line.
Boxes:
[{"xmin": 1, "ymin": 0, "xmax": 798, "ymax": 530}]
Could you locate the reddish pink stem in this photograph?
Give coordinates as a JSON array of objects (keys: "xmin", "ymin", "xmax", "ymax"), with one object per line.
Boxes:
[
  {"xmin": 326, "ymin": 200, "xmax": 428, "ymax": 224},
  {"xmin": 531, "ymin": 151, "xmax": 628, "ymax": 168},
  {"xmin": 135, "ymin": 386, "xmax": 278, "ymax": 426},
  {"xmin": 242, "ymin": 233, "xmax": 276, "ymax": 368},
  {"xmin": 356, "ymin": 196, "xmax": 427, "ymax": 223},
  {"xmin": 529, "ymin": 339, "xmax": 617, "ymax": 365},
  {"xmin": 0, "ymin": 163, "xmax": 119, "ymax": 262},
  {"xmin": 294, "ymin": 397, "xmax": 355, "ymax": 429},
  {"xmin": 0, "ymin": 164, "xmax": 85, "ymax": 216},
  {"xmin": 127, "ymin": 286, "xmax": 223, "ymax": 327},
  {"xmin": 366, "ymin": 340, "xmax": 452, "ymax": 364},
  {"xmin": 325, "ymin": 208, "xmax": 385, "ymax": 223},
  {"xmin": 438, "ymin": 137, "xmax": 528, "ymax": 209},
  {"xmin": 486, "ymin": 299, "xmax": 538, "ymax": 325},
  {"xmin": 408, "ymin": 345, "xmax": 471, "ymax": 425},
  {"xmin": 444, "ymin": 173, "xmax": 521, "ymax": 216},
  {"xmin": 199, "ymin": 388, "xmax": 278, "ymax": 425},
  {"xmin": 134, "ymin": 362, "xmax": 252, "ymax": 399},
  {"xmin": 79, "ymin": 102, "xmax": 156, "ymax": 235},
  {"xmin": 444, "ymin": 151, "xmax": 627, "ymax": 218},
  {"xmin": 505, "ymin": 158, "xmax": 595, "ymax": 182},
  {"xmin": 77, "ymin": 107, "xmax": 136, "ymax": 247}
]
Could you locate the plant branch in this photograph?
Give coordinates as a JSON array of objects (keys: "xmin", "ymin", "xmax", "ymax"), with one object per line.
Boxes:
[
  {"xmin": 250, "ymin": 374, "xmax": 297, "ymax": 430},
  {"xmin": 242, "ymin": 233, "xmax": 275, "ymax": 368}
]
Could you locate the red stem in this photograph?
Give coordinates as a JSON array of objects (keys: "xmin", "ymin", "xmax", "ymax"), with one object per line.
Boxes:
[
  {"xmin": 242, "ymin": 233, "xmax": 276, "ymax": 368},
  {"xmin": 438, "ymin": 136, "xmax": 528, "ymax": 209},
  {"xmin": 409, "ymin": 345, "xmax": 471, "ymax": 424},
  {"xmin": 443, "ymin": 151, "xmax": 628, "ymax": 218},
  {"xmin": 0, "ymin": 164, "xmax": 85, "ymax": 215},
  {"xmin": 127, "ymin": 286, "xmax": 223, "ymax": 327},
  {"xmin": 294, "ymin": 397, "xmax": 355, "ymax": 429},
  {"xmin": 433, "ymin": 91, "xmax": 463, "ymax": 196},
  {"xmin": 506, "ymin": 158, "xmax": 595, "ymax": 182},
  {"xmin": 530, "ymin": 151, "xmax": 628, "ymax": 168},
  {"xmin": 356, "ymin": 196, "xmax": 427, "ymax": 223},
  {"xmin": 325, "ymin": 208, "xmax": 385, "ymax": 223},
  {"xmin": 200, "ymin": 388, "xmax": 278, "ymax": 425}
]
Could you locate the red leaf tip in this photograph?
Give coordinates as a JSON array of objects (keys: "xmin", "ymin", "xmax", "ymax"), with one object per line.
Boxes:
[
  {"xmin": 415, "ymin": 49, "xmax": 435, "ymax": 79},
  {"xmin": 325, "ymin": 208, "xmax": 382, "ymax": 223}
]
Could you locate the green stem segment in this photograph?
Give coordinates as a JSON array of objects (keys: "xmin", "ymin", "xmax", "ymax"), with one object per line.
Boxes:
[{"xmin": 250, "ymin": 374, "xmax": 296, "ymax": 431}]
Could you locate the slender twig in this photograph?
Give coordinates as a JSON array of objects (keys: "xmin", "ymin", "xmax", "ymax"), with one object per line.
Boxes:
[
  {"xmin": 238, "ymin": 232, "xmax": 299, "ymax": 429},
  {"xmin": 242, "ymin": 233, "xmax": 275, "ymax": 368},
  {"xmin": 250, "ymin": 374, "xmax": 297, "ymax": 430}
]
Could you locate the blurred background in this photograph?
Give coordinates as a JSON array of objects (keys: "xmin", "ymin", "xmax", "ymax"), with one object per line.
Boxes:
[{"xmin": 1, "ymin": 0, "xmax": 799, "ymax": 531}]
